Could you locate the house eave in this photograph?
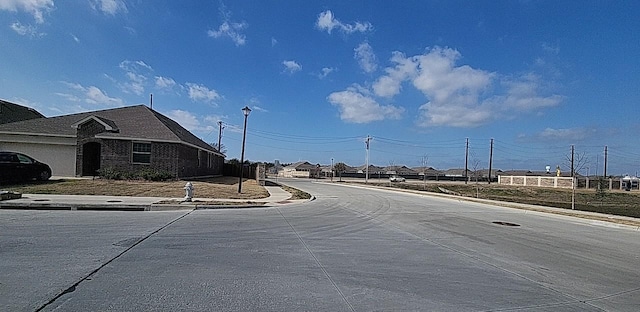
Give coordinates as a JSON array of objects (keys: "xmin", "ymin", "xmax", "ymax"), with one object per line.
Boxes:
[
  {"xmin": 94, "ymin": 134, "xmax": 223, "ymax": 157},
  {"xmin": 0, "ymin": 131, "xmax": 76, "ymax": 138}
]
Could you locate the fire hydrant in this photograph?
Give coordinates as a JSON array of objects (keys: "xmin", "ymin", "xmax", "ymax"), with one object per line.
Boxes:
[{"xmin": 184, "ymin": 182, "xmax": 194, "ymax": 202}]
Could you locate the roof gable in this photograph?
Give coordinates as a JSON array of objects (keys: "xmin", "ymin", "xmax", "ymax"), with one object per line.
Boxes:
[
  {"xmin": 0, "ymin": 99, "xmax": 45, "ymax": 124},
  {"xmin": 71, "ymin": 116, "xmax": 119, "ymax": 132}
]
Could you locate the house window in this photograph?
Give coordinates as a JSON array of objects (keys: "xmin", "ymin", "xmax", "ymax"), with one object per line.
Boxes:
[{"xmin": 132, "ymin": 142, "xmax": 151, "ymax": 164}]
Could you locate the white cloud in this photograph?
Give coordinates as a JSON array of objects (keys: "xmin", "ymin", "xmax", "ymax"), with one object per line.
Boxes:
[
  {"xmin": 84, "ymin": 86, "xmax": 124, "ymax": 106},
  {"xmin": 492, "ymin": 74, "xmax": 564, "ymax": 111},
  {"xmin": 368, "ymin": 47, "xmax": 562, "ymax": 128},
  {"xmin": 372, "ymin": 51, "xmax": 417, "ymax": 97},
  {"xmin": 61, "ymin": 82, "xmax": 124, "ymax": 107},
  {"xmin": 186, "ymin": 82, "xmax": 220, "ymax": 103},
  {"xmin": 71, "ymin": 33, "xmax": 79, "ymax": 42},
  {"xmin": 0, "ymin": 0, "xmax": 53, "ymax": 23},
  {"xmin": 91, "ymin": 0, "xmax": 127, "ymax": 15},
  {"xmin": 10, "ymin": 21, "xmax": 43, "ymax": 37},
  {"xmin": 271, "ymin": 37, "xmax": 278, "ymax": 47},
  {"xmin": 208, "ymin": 21, "xmax": 248, "ymax": 46},
  {"xmin": 538, "ymin": 128, "xmax": 590, "ymax": 141},
  {"xmin": 252, "ymin": 106, "xmax": 268, "ymax": 112},
  {"xmin": 54, "ymin": 92, "xmax": 81, "ymax": 102},
  {"xmin": 316, "ymin": 10, "xmax": 373, "ymax": 35},
  {"xmin": 354, "ymin": 42, "xmax": 377, "ymax": 73},
  {"xmin": 154, "ymin": 76, "xmax": 177, "ymax": 90},
  {"xmin": 327, "ymin": 86, "xmax": 404, "ymax": 123},
  {"xmin": 208, "ymin": 5, "xmax": 247, "ymax": 46},
  {"xmin": 118, "ymin": 60, "xmax": 153, "ymax": 95},
  {"xmin": 163, "ymin": 110, "xmax": 217, "ymax": 133},
  {"xmin": 318, "ymin": 67, "xmax": 336, "ymax": 79},
  {"xmin": 541, "ymin": 42, "xmax": 560, "ymax": 54},
  {"xmin": 282, "ymin": 60, "xmax": 302, "ymax": 74}
]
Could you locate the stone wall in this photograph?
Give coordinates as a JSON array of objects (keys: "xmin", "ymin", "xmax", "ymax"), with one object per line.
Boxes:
[{"xmin": 497, "ymin": 175, "xmax": 574, "ymax": 189}]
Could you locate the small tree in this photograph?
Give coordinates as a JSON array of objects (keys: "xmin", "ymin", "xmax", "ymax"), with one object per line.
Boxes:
[
  {"xmin": 595, "ymin": 176, "xmax": 608, "ymax": 205},
  {"xmin": 564, "ymin": 148, "xmax": 588, "ymax": 210},
  {"xmin": 334, "ymin": 162, "xmax": 347, "ymax": 182},
  {"xmin": 209, "ymin": 142, "xmax": 227, "ymax": 154},
  {"xmin": 420, "ymin": 155, "xmax": 428, "ymax": 190},
  {"xmin": 472, "ymin": 158, "xmax": 481, "ymax": 198}
]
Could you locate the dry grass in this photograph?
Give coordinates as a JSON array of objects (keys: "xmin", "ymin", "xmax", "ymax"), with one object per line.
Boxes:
[
  {"xmin": 1, "ymin": 176, "xmax": 269, "ymax": 200},
  {"xmin": 359, "ymin": 181, "xmax": 640, "ymax": 219}
]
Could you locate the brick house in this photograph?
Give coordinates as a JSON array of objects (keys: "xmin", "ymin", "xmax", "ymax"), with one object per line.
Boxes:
[{"xmin": 0, "ymin": 105, "xmax": 224, "ymax": 178}]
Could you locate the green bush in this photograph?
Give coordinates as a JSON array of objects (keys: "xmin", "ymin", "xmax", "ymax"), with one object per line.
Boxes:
[
  {"xmin": 97, "ymin": 167, "xmax": 123, "ymax": 180},
  {"xmin": 97, "ymin": 167, "xmax": 175, "ymax": 181},
  {"xmin": 138, "ymin": 168, "xmax": 174, "ymax": 181}
]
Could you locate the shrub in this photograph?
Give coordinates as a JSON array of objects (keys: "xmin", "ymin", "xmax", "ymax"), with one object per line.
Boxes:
[
  {"xmin": 97, "ymin": 167, "xmax": 175, "ymax": 181},
  {"xmin": 97, "ymin": 167, "xmax": 123, "ymax": 180},
  {"xmin": 138, "ymin": 168, "xmax": 174, "ymax": 181}
]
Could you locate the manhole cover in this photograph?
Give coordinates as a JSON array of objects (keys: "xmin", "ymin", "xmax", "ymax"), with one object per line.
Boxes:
[
  {"xmin": 33, "ymin": 199, "xmax": 50, "ymax": 202},
  {"xmin": 107, "ymin": 200, "xmax": 123, "ymax": 203},
  {"xmin": 492, "ymin": 221, "xmax": 520, "ymax": 227}
]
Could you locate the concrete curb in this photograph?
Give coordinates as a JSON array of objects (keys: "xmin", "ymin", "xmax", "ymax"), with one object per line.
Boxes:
[{"xmin": 0, "ymin": 195, "xmax": 315, "ymax": 212}]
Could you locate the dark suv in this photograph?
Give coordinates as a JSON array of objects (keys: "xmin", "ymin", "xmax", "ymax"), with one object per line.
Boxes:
[{"xmin": 0, "ymin": 152, "xmax": 52, "ymax": 182}]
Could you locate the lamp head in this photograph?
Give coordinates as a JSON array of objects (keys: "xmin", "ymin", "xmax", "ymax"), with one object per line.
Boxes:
[{"xmin": 242, "ymin": 106, "xmax": 252, "ymax": 117}]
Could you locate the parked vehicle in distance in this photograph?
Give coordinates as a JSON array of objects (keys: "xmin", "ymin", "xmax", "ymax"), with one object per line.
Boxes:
[
  {"xmin": 0, "ymin": 152, "xmax": 51, "ymax": 182},
  {"xmin": 389, "ymin": 175, "xmax": 405, "ymax": 182}
]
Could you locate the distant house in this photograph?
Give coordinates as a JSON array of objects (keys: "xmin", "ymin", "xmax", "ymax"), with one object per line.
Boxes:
[
  {"xmin": 0, "ymin": 105, "xmax": 223, "ymax": 178},
  {"xmin": 443, "ymin": 168, "xmax": 471, "ymax": 177},
  {"xmin": 356, "ymin": 164, "xmax": 384, "ymax": 175},
  {"xmin": 0, "ymin": 99, "xmax": 45, "ymax": 124},
  {"xmin": 383, "ymin": 165, "xmax": 417, "ymax": 175},
  {"xmin": 280, "ymin": 161, "xmax": 320, "ymax": 178},
  {"xmin": 413, "ymin": 166, "xmax": 443, "ymax": 177}
]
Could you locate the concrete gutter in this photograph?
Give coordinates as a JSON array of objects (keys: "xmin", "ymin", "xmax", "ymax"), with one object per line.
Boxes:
[{"xmin": 0, "ymin": 185, "xmax": 313, "ymax": 211}]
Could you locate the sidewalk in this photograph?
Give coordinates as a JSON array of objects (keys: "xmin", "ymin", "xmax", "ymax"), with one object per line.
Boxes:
[{"xmin": 0, "ymin": 185, "xmax": 305, "ymax": 211}]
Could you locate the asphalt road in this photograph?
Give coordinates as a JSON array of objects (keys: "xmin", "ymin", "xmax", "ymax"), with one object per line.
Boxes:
[{"xmin": 1, "ymin": 179, "xmax": 639, "ymax": 311}]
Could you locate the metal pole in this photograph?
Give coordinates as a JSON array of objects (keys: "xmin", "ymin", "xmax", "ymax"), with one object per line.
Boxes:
[
  {"xmin": 365, "ymin": 135, "xmax": 371, "ymax": 183},
  {"xmin": 603, "ymin": 145, "xmax": 608, "ymax": 178},
  {"xmin": 488, "ymin": 138, "xmax": 493, "ymax": 184},
  {"xmin": 238, "ymin": 106, "xmax": 251, "ymax": 193},
  {"xmin": 464, "ymin": 138, "xmax": 469, "ymax": 184},
  {"xmin": 217, "ymin": 121, "xmax": 224, "ymax": 153},
  {"xmin": 331, "ymin": 158, "xmax": 334, "ymax": 182}
]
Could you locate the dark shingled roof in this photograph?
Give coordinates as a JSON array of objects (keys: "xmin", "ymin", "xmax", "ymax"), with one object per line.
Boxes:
[
  {"xmin": 0, "ymin": 99, "xmax": 45, "ymax": 124},
  {"xmin": 0, "ymin": 105, "xmax": 220, "ymax": 155}
]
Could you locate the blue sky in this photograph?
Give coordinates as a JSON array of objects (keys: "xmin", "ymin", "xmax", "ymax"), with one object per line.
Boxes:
[{"xmin": 1, "ymin": 0, "xmax": 639, "ymax": 175}]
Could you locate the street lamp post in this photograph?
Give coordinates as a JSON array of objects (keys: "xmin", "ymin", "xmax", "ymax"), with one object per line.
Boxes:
[
  {"xmin": 238, "ymin": 106, "xmax": 251, "ymax": 193},
  {"xmin": 331, "ymin": 158, "xmax": 334, "ymax": 182}
]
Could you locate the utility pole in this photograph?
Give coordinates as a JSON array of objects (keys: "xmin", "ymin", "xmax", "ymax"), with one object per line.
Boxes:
[
  {"xmin": 570, "ymin": 145, "xmax": 575, "ymax": 177},
  {"xmin": 488, "ymin": 138, "xmax": 494, "ymax": 184},
  {"xmin": 464, "ymin": 138, "xmax": 469, "ymax": 184},
  {"xmin": 365, "ymin": 135, "xmax": 371, "ymax": 183},
  {"xmin": 150, "ymin": 93, "xmax": 153, "ymax": 110},
  {"xmin": 217, "ymin": 121, "xmax": 224, "ymax": 152},
  {"xmin": 571, "ymin": 144, "xmax": 575, "ymax": 210},
  {"xmin": 603, "ymin": 145, "xmax": 608, "ymax": 178}
]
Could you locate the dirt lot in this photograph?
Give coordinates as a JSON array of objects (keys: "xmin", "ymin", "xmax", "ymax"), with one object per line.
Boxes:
[
  {"xmin": 360, "ymin": 181, "xmax": 640, "ymax": 219},
  {"xmin": 1, "ymin": 177, "xmax": 269, "ymax": 200}
]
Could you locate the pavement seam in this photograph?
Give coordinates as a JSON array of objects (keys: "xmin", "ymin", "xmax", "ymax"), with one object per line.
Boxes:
[
  {"xmin": 34, "ymin": 209, "xmax": 195, "ymax": 311},
  {"xmin": 275, "ymin": 207, "xmax": 356, "ymax": 312},
  {"xmin": 332, "ymin": 202, "xmax": 605, "ymax": 312}
]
